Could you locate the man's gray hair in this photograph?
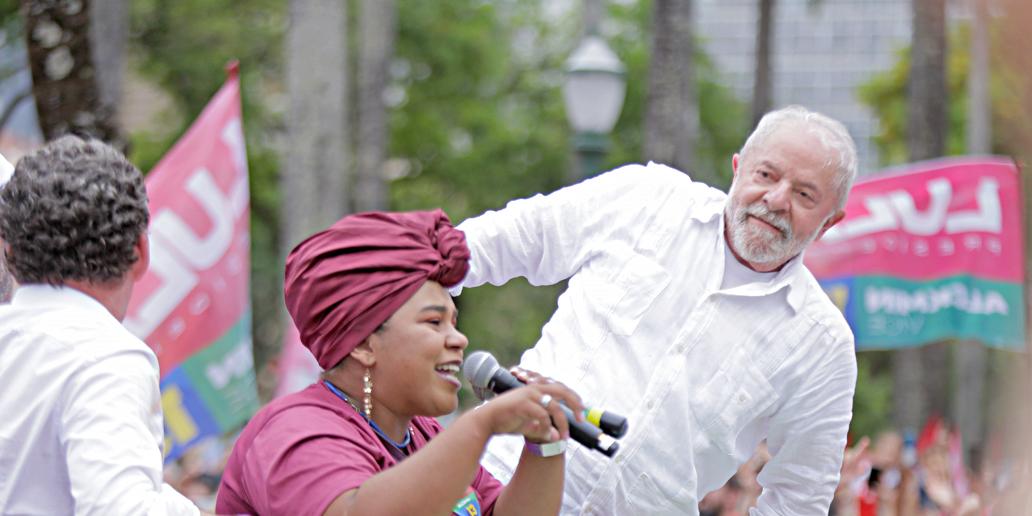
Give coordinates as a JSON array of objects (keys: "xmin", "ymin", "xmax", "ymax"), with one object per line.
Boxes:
[
  {"xmin": 740, "ymin": 105, "xmax": 858, "ymax": 209},
  {"xmin": 0, "ymin": 135, "xmax": 149, "ymax": 286}
]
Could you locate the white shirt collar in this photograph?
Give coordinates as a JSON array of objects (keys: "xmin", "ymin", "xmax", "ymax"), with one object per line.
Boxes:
[
  {"xmin": 646, "ymin": 161, "xmax": 812, "ymax": 312},
  {"xmin": 715, "ymin": 211, "xmax": 811, "ymax": 313},
  {"xmin": 11, "ymin": 284, "xmax": 115, "ymax": 320}
]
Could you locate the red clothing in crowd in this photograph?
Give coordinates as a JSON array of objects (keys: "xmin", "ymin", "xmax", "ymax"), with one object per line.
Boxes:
[{"xmin": 216, "ymin": 383, "xmax": 502, "ymax": 515}]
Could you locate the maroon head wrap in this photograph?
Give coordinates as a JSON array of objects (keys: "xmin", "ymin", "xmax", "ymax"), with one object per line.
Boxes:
[{"xmin": 283, "ymin": 209, "xmax": 470, "ymax": 370}]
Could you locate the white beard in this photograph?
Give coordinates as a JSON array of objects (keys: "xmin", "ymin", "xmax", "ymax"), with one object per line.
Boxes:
[{"xmin": 724, "ymin": 199, "xmax": 820, "ymax": 267}]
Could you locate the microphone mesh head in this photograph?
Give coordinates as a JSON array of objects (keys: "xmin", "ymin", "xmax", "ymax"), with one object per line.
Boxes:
[{"xmin": 461, "ymin": 351, "xmax": 500, "ymax": 390}]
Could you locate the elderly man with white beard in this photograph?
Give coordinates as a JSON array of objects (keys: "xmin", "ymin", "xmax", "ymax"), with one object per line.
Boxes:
[{"xmin": 453, "ymin": 105, "xmax": 858, "ymax": 515}]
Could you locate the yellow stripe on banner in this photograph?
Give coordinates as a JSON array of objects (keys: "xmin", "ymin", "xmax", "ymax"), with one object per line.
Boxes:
[{"xmin": 162, "ymin": 386, "xmax": 199, "ymax": 446}]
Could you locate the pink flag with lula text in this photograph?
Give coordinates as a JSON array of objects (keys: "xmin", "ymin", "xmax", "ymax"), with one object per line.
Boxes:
[
  {"xmin": 804, "ymin": 156, "xmax": 1025, "ymax": 350},
  {"xmin": 123, "ymin": 63, "xmax": 259, "ymax": 462}
]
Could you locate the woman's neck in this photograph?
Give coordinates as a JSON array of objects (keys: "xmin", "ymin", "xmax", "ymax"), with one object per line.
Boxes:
[{"xmin": 322, "ymin": 371, "xmax": 411, "ymax": 442}]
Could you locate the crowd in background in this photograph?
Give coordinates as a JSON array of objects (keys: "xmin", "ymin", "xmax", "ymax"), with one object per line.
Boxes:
[{"xmin": 699, "ymin": 420, "xmax": 1031, "ymax": 516}]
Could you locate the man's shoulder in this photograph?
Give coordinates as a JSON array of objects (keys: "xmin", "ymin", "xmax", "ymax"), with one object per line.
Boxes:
[
  {"xmin": 593, "ymin": 162, "xmax": 727, "ymax": 218},
  {"xmin": 4, "ymin": 302, "xmax": 155, "ymax": 365},
  {"xmin": 601, "ymin": 162, "xmax": 724, "ymax": 193}
]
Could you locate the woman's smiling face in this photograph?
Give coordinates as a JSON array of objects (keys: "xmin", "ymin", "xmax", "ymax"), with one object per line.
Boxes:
[{"xmin": 367, "ymin": 281, "xmax": 469, "ymax": 423}]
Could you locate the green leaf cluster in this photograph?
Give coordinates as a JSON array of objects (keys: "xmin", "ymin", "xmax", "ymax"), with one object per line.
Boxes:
[
  {"xmin": 858, "ymin": 25, "xmax": 1010, "ymax": 167},
  {"xmin": 129, "ymin": 0, "xmax": 287, "ymax": 372}
]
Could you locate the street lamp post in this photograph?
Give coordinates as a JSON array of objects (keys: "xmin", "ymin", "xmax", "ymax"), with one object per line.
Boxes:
[{"xmin": 562, "ymin": 35, "xmax": 627, "ymax": 180}]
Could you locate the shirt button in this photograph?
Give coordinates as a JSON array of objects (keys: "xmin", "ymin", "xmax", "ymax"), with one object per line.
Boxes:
[
  {"xmin": 737, "ymin": 394, "xmax": 747, "ymax": 403},
  {"xmin": 646, "ymin": 400, "xmax": 655, "ymax": 409},
  {"xmin": 676, "ymin": 343, "xmax": 686, "ymax": 353}
]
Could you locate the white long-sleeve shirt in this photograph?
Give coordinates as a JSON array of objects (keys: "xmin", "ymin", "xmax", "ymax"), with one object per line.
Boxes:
[
  {"xmin": 0, "ymin": 285, "xmax": 199, "ymax": 516},
  {"xmin": 456, "ymin": 162, "xmax": 857, "ymax": 515}
]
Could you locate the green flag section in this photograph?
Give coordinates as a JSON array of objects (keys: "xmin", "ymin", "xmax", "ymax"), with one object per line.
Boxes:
[
  {"xmin": 161, "ymin": 313, "xmax": 260, "ymax": 459},
  {"xmin": 821, "ymin": 275, "xmax": 1025, "ymax": 350}
]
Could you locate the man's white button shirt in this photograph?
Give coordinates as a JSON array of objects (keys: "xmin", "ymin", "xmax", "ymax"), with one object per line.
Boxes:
[
  {"xmin": 0, "ymin": 285, "xmax": 198, "ymax": 515},
  {"xmin": 456, "ymin": 162, "xmax": 857, "ymax": 515}
]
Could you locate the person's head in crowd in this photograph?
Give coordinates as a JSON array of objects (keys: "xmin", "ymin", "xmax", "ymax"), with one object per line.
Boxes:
[
  {"xmin": 725, "ymin": 105, "xmax": 858, "ymax": 271},
  {"xmin": 0, "ymin": 151, "xmax": 13, "ymax": 303},
  {"xmin": 0, "ymin": 136, "xmax": 149, "ymax": 319},
  {"xmin": 283, "ymin": 209, "xmax": 472, "ymax": 432}
]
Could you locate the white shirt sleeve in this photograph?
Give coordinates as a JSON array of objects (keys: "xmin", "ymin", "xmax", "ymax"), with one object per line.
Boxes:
[
  {"xmin": 0, "ymin": 152, "xmax": 12, "ymax": 187},
  {"xmin": 456, "ymin": 163, "xmax": 684, "ymax": 292},
  {"xmin": 60, "ymin": 349, "xmax": 200, "ymax": 516},
  {"xmin": 751, "ymin": 337, "xmax": 857, "ymax": 515}
]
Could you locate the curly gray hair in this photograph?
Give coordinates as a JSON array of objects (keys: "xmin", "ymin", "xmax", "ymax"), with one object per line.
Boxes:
[{"xmin": 0, "ymin": 135, "xmax": 149, "ymax": 286}]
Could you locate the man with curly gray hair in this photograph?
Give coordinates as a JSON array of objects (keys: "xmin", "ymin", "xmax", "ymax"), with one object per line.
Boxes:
[{"xmin": 0, "ymin": 136, "xmax": 204, "ymax": 515}]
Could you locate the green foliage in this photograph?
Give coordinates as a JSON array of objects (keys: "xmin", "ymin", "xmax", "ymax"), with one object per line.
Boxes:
[
  {"xmin": 858, "ymin": 25, "xmax": 1009, "ymax": 167},
  {"xmin": 389, "ymin": 0, "xmax": 747, "ymax": 366},
  {"xmin": 388, "ymin": 0, "xmax": 575, "ymax": 364},
  {"xmin": 849, "ymin": 353, "xmax": 894, "ymax": 439},
  {"xmin": 0, "ymin": 2, "xmax": 23, "ymax": 84},
  {"xmin": 130, "ymin": 0, "xmax": 287, "ymax": 373},
  {"xmin": 132, "ymin": 0, "xmax": 284, "ymax": 119},
  {"xmin": 390, "ymin": 0, "xmax": 572, "ymax": 218},
  {"xmin": 125, "ymin": 0, "xmax": 753, "ymax": 392},
  {"xmin": 0, "ymin": 1, "xmax": 18, "ymax": 30}
]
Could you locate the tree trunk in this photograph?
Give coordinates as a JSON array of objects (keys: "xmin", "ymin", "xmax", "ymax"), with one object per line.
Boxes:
[
  {"xmin": 895, "ymin": 346, "xmax": 926, "ymax": 433},
  {"xmin": 751, "ymin": 0, "xmax": 776, "ymax": 128},
  {"xmin": 895, "ymin": 0, "xmax": 948, "ymax": 433},
  {"xmin": 907, "ymin": 0, "xmax": 947, "ymax": 160},
  {"xmin": 279, "ymin": 0, "xmax": 349, "ymax": 383},
  {"xmin": 282, "ymin": 0, "xmax": 350, "ymax": 256},
  {"xmin": 952, "ymin": 0, "xmax": 991, "ymax": 465},
  {"xmin": 23, "ymin": 0, "xmax": 125, "ymax": 149},
  {"xmin": 352, "ymin": 0, "xmax": 395, "ymax": 212},
  {"xmin": 644, "ymin": 0, "xmax": 701, "ymax": 182},
  {"xmin": 582, "ymin": 0, "xmax": 603, "ymax": 37},
  {"xmin": 88, "ymin": 0, "xmax": 126, "ymax": 129}
]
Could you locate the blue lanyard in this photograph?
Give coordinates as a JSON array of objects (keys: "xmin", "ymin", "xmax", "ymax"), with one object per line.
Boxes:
[{"xmin": 322, "ymin": 380, "xmax": 412, "ymax": 450}]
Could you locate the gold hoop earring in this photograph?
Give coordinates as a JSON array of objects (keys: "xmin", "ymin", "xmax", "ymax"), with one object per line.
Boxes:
[{"xmin": 362, "ymin": 368, "xmax": 373, "ymax": 419}]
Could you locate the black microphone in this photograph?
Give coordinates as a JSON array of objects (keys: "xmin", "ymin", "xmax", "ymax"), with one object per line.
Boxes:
[{"xmin": 462, "ymin": 351, "xmax": 619, "ymax": 458}]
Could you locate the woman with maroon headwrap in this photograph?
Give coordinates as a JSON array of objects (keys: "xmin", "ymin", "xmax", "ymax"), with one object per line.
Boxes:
[{"xmin": 216, "ymin": 210, "xmax": 582, "ymax": 516}]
